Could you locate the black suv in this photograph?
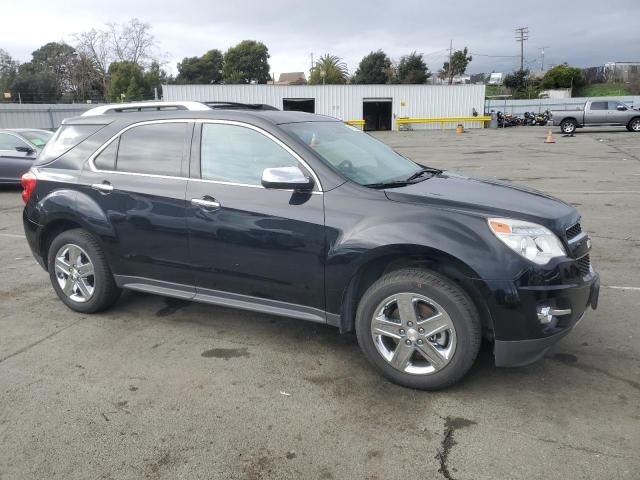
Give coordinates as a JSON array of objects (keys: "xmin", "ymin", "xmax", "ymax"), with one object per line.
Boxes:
[{"xmin": 22, "ymin": 106, "xmax": 600, "ymax": 390}]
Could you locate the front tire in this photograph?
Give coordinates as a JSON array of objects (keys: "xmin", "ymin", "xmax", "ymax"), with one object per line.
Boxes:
[
  {"xmin": 355, "ymin": 268, "xmax": 481, "ymax": 390},
  {"xmin": 560, "ymin": 119, "xmax": 577, "ymax": 134},
  {"xmin": 628, "ymin": 118, "xmax": 640, "ymax": 132},
  {"xmin": 47, "ymin": 229, "xmax": 121, "ymax": 313}
]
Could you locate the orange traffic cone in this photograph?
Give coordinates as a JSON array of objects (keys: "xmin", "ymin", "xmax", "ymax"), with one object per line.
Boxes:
[{"xmin": 544, "ymin": 129, "xmax": 555, "ymax": 144}]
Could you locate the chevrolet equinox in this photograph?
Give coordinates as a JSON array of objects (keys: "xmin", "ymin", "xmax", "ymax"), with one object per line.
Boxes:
[{"xmin": 21, "ymin": 106, "xmax": 600, "ymax": 390}]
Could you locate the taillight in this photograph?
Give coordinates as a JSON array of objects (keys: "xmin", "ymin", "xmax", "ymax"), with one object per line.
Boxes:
[{"xmin": 21, "ymin": 171, "xmax": 37, "ymax": 204}]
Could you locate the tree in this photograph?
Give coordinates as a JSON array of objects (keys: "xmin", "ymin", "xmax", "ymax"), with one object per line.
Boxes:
[
  {"xmin": 30, "ymin": 42, "xmax": 78, "ymax": 98},
  {"xmin": 107, "ymin": 61, "xmax": 145, "ymax": 101},
  {"xmin": 143, "ymin": 61, "xmax": 169, "ymax": 98},
  {"xmin": 176, "ymin": 49, "xmax": 224, "ymax": 84},
  {"xmin": 397, "ymin": 52, "xmax": 430, "ymax": 84},
  {"xmin": 352, "ymin": 50, "xmax": 391, "ymax": 84},
  {"xmin": 73, "ymin": 28, "xmax": 112, "ymax": 99},
  {"xmin": 11, "ymin": 63, "xmax": 59, "ymax": 103},
  {"xmin": 541, "ymin": 64, "xmax": 583, "ymax": 90},
  {"xmin": 223, "ymin": 40, "xmax": 270, "ymax": 84},
  {"xmin": 0, "ymin": 49, "xmax": 18, "ymax": 100},
  {"xmin": 71, "ymin": 53, "xmax": 105, "ymax": 102},
  {"xmin": 439, "ymin": 47, "xmax": 472, "ymax": 84},
  {"xmin": 308, "ymin": 54, "xmax": 349, "ymax": 85},
  {"xmin": 503, "ymin": 68, "xmax": 530, "ymax": 91}
]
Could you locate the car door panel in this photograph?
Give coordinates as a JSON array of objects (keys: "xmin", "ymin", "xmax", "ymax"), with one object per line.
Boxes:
[
  {"xmin": 187, "ymin": 182, "xmax": 325, "ymax": 310},
  {"xmin": 186, "ymin": 121, "xmax": 326, "ymax": 314},
  {"xmin": 80, "ymin": 121, "xmax": 194, "ymax": 287}
]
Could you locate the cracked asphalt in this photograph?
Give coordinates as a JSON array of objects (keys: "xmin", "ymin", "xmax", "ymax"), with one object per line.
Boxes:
[{"xmin": 1, "ymin": 127, "xmax": 639, "ymax": 479}]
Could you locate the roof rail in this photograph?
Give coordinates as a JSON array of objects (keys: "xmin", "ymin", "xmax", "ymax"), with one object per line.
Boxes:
[
  {"xmin": 204, "ymin": 101, "xmax": 280, "ymax": 111},
  {"xmin": 81, "ymin": 101, "xmax": 212, "ymax": 116}
]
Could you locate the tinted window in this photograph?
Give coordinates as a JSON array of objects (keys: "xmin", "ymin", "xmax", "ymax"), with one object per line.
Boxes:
[
  {"xmin": 0, "ymin": 133, "xmax": 28, "ymax": 151},
  {"xmin": 20, "ymin": 130, "xmax": 53, "ymax": 147},
  {"xmin": 201, "ymin": 123, "xmax": 298, "ymax": 185},
  {"xmin": 94, "ymin": 138, "xmax": 119, "ymax": 171},
  {"xmin": 608, "ymin": 101, "xmax": 625, "ymax": 110},
  {"xmin": 591, "ymin": 102, "xmax": 607, "ymax": 110},
  {"xmin": 117, "ymin": 123, "xmax": 187, "ymax": 176},
  {"xmin": 35, "ymin": 124, "xmax": 103, "ymax": 165}
]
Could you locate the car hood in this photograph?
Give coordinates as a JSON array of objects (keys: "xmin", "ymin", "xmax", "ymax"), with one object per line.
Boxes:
[{"xmin": 384, "ymin": 171, "xmax": 578, "ymax": 227}]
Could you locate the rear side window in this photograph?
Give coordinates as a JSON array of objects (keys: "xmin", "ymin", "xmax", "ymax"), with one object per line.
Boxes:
[
  {"xmin": 35, "ymin": 125, "xmax": 103, "ymax": 165},
  {"xmin": 590, "ymin": 102, "xmax": 607, "ymax": 110},
  {"xmin": 94, "ymin": 138, "xmax": 119, "ymax": 171},
  {"xmin": 0, "ymin": 133, "xmax": 29, "ymax": 150},
  {"xmin": 115, "ymin": 123, "xmax": 187, "ymax": 176}
]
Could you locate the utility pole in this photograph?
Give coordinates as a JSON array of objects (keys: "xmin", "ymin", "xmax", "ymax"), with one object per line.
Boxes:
[
  {"xmin": 515, "ymin": 27, "xmax": 529, "ymax": 71},
  {"xmin": 448, "ymin": 39, "xmax": 453, "ymax": 84},
  {"xmin": 540, "ymin": 46, "xmax": 550, "ymax": 72},
  {"xmin": 310, "ymin": 53, "xmax": 314, "ymax": 72}
]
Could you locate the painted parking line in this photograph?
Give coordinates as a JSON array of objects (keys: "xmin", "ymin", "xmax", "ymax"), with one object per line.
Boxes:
[
  {"xmin": 603, "ymin": 286, "xmax": 640, "ymax": 291},
  {"xmin": 0, "ymin": 232, "xmax": 25, "ymax": 239}
]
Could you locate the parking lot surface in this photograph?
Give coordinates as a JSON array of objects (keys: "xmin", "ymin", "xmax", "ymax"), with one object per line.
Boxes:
[{"xmin": 1, "ymin": 127, "xmax": 639, "ymax": 479}]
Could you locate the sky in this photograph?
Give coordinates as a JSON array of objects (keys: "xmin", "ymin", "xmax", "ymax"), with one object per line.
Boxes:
[{"xmin": 2, "ymin": 0, "xmax": 640, "ymax": 79}]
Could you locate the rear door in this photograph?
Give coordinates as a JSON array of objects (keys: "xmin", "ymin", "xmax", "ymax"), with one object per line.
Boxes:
[
  {"xmin": 186, "ymin": 121, "xmax": 326, "ymax": 318},
  {"xmin": 81, "ymin": 120, "xmax": 195, "ymax": 290},
  {"xmin": 0, "ymin": 132, "xmax": 36, "ymax": 182},
  {"xmin": 586, "ymin": 101, "xmax": 609, "ymax": 124}
]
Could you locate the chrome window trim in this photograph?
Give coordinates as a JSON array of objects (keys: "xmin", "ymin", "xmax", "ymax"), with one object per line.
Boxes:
[{"xmin": 87, "ymin": 118, "xmax": 323, "ymax": 193}]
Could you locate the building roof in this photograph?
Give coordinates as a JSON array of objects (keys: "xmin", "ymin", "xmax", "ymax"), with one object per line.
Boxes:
[{"xmin": 275, "ymin": 72, "xmax": 307, "ymax": 85}]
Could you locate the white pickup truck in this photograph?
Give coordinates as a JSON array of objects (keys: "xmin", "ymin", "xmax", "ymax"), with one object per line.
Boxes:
[{"xmin": 550, "ymin": 100, "xmax": 640, "ymax": 134}]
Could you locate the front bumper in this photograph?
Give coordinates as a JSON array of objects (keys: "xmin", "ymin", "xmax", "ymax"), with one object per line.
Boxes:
[{"xmin": 472, "ymin": 269, "xmax": 600, "ymax": 367}]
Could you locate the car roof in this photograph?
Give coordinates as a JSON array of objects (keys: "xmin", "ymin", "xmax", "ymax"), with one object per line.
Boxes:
[{"xmin": 62, "ymin": 109, "xmax": 340, "ymax": 127}]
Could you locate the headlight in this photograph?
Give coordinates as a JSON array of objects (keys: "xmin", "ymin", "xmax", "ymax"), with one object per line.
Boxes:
[{"xmin": 487, "ymin": 218, "xmax": 566, "ymax": 265}]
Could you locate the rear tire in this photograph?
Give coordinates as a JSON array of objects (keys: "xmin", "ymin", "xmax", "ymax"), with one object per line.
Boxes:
[
  {"xmin": 355, "ymin": 268, "xmax": 481, "ymax": 390},
  {"xmin": 560, "ymin": 119, "xmax": 577, "ymax": 134},
  {"xmin": 47, "ymin": 228, "xmax": 121, "ymax": 313}
]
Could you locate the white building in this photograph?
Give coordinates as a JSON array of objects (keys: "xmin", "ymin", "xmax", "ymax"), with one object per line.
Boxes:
[
  {"xmin": 488, "ymin": 73, "xmax": 503, "ymax": 85},
  {"xmin": 162, "ymin": 84, "xmax": 486, "ymax": 131}
]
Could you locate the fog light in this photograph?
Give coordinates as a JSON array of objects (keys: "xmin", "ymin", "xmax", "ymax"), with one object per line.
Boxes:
[{"xmin": 537, "ymin": 306, "xmax": 572, "ymax": 324}]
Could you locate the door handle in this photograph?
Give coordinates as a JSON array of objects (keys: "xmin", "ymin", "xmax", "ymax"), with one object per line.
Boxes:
[
  {"xmin": 91, "ymin": 182, "xmax": 113, "ymax": 193},
  {"xmin": 191, "ymin": 197, "xmax": 220, "ymax": 209}
]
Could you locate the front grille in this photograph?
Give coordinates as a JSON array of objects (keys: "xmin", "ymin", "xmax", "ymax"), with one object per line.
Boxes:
[
  {"xmin": 576, "ymin": 254, "xmax": 591, "ymax": 276},
  {"xmin": 566, "ymin": 222, "xmax": 582, "ymax": 240}
]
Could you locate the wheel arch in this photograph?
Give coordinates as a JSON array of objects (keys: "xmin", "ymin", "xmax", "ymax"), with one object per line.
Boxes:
[
  {"xmin": 37, "ymin": 190, "xmax": 116, "ymax": 270},
  {"xmin": 337, "ymin": 245, "xmax": 494, "ymax": 336}
]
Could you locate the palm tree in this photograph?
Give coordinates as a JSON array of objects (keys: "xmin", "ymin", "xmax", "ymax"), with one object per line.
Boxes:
[{"xmin": 309, "ymin": 54, "xmax": 349, "ymax": 85}]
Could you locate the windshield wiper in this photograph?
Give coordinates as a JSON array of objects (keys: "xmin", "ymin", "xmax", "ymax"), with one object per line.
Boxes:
[
  {"xmin": 404, "ymin": 167, "xmax": 442, "ymax": 182},
  {"xmin": 363, "ymin": 180, "xmax": 413, "ymax": 189}
]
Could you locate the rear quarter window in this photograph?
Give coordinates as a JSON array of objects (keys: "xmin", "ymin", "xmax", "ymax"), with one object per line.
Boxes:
[{"xmin": 34, "ymin": 124, "xmax": 103, "ymax": 166}]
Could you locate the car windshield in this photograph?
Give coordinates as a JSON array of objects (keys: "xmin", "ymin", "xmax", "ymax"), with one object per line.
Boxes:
[
  {"xmin": 281, "ymin": 121, "xmax": 424, "ymax": 186},
  {"xmin": 20, "ymin": 130, "xmax": 53, "ymax": 148}
]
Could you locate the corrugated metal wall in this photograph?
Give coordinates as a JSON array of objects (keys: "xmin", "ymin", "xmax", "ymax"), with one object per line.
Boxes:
[
  {"xmin": 486, "ymin": 96, "xmax": 640, "ymax": 115},
  {"xmin": 163, "ymin": 84, "xmax": 486, "ymax": 130},
  {"xmin": 0, "ymin": 104, "xmax": 94, "ymax": 129}
]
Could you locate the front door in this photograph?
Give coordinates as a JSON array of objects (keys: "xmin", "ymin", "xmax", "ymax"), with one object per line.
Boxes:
[
  {"xmin": 81, "ymin": 121, "xmax": 194, "ymax": 288},
  {"xmin": 607, "ymin": 101, "xmax": 629, "ymax": 125},
  {"xmin": 0, "ymin": 132, "xmax": 36, "ymax": 182},
  {"xmin": 186, "ymin": 121, "xmax": 326, "ymax": 317}
]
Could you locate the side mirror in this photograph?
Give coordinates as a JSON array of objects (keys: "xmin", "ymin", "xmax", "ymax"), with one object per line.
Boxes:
[
  {"xmin": 262, "ymin": 166, "xmax": 314, "ymax": 192},
  {"xmin": 617, "ymin": 105, "xmax": 627, "ymax": 111},
  {"xmin": 15, "ymin": 146, "xmax": 35, "ymax": 155}
]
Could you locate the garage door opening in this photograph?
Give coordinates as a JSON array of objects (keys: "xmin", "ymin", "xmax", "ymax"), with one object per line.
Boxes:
[
  {"xmin": 363, "ymin": 99, "xmax": 392, "ymax": 131},
  {"xmin": 283, "ymin": 98, "xmax": 315, "ymax": 113}
]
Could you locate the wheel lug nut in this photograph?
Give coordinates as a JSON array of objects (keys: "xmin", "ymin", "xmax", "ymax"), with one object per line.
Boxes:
[
  {"xmin": 399, "ymin": 329, "xmax": 405, "ymax": 334},
  {"xmin": 417, "ymin": 339, "xmax": 423, "ymax": 345},
  {"xmin": 418, "ymin": 328, "xmax": 424, "ymax": 333},
  {"xmin": 405, "ymin": 339, "xmax": 411, "ymax": 345},
  {"xmin": 407, "ymin": 321, "xmax": 413, "ymax": 327}
]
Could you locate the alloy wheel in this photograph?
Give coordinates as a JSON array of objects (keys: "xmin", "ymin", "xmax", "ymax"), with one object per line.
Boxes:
[
  {"xmin": 54, "ymin": 243, "xmax": 95, "ymax": 303},
  {"xmin": 631, "ymin": 119, "xmax": 640, "ymax": 132},
  {"xmin": 370, "ymin": 293, "xmax": 457, "ymax": 375}
]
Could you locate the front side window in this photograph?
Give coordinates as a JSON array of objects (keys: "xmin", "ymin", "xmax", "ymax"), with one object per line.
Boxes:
[
  {"xmin": 201, "ymin": 123, "xmax": 299, "ymax": 186},
  {"xmin": 116, "ymin": 123, "xmax": 187, "ymax": 176},
  {"xmin": 608, "ymin": 101, "xmax": 626, "ymax": 110},
  {"xmin": 281, "ymin": 121, "xmax": 421, "ymax": 186}
]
